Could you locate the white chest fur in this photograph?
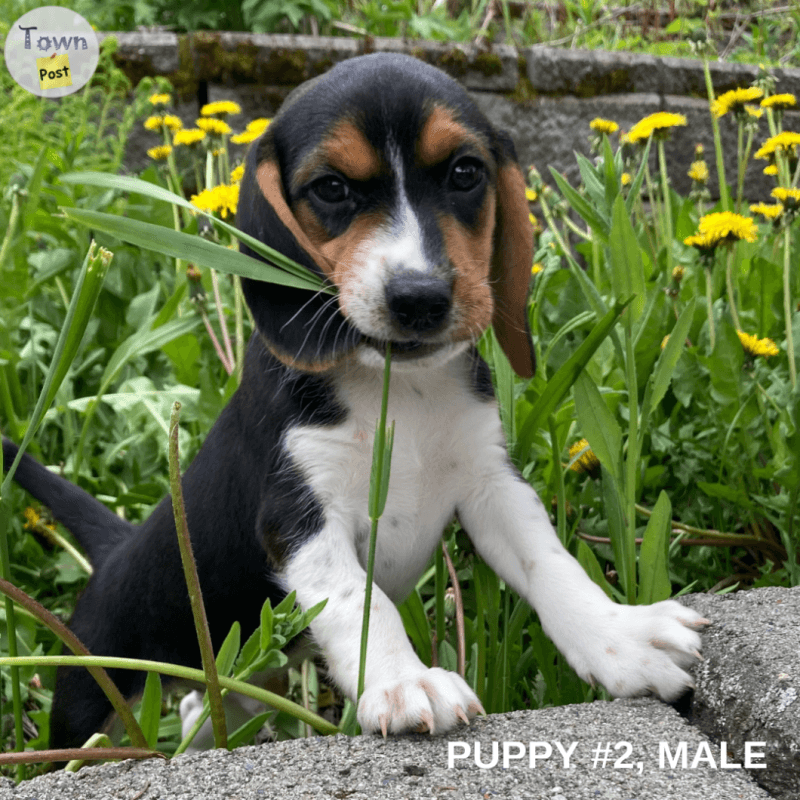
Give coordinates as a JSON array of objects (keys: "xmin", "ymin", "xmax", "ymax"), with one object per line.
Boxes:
[{"xmin": 282, "ymin": 350, "xmax": 503, "ymax": 601}]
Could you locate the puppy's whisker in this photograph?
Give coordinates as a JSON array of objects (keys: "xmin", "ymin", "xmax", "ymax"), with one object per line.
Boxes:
[{"xmin": 278, "ymin": 285, "xmax": 334, "ymax": 333}]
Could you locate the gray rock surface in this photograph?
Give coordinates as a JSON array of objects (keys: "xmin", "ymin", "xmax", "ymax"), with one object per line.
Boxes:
[
  {"xmin": 0, "ymin": 699, "xmax": 773, "ymax": 800},
  {"xmin": 685, "ymin": 586, "xmax": 800, "ymax": 800}
]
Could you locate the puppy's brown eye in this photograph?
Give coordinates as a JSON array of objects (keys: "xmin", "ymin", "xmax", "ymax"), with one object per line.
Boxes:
[
  {"xmin": 450, "ymin": 159, "xmax": 483, "ymax": 192},
  {"xmin": 312, "ymin": 176, "xmax": 350, "ymax": 204}
]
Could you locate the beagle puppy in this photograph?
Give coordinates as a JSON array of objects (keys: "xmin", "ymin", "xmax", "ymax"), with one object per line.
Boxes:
[{"xmin": 2, "ymin": 52, "xmax": 708, "ymax": 749}]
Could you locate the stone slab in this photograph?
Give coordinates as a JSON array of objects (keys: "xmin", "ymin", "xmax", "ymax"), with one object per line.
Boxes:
[
  {"xmin": 0, "ymin": 699, "xmax": 773, "ymax": 800},
  {"xmin": 685, "ymin": 586, "xmax": 800, "ymax": 800},
  {"xmin": 523, "ymin": 46, "xmax": 800, "ymax": 99}
]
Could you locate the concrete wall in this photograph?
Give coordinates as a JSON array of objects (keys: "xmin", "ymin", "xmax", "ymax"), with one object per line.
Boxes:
[{"xmin": 106, "ymin": 32, "xmax": 800, "ymax": 201}]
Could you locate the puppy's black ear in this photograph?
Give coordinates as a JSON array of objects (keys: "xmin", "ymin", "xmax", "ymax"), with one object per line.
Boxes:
[
  {"xmin": 490, "ymin": 132, "xmax": 535, "ymax": 379},
  {"xmin": 236, "ymin": 134, "xmax": 359, "ymax": 371}
]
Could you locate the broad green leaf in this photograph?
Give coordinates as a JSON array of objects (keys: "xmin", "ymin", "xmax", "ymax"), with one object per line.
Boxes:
[
  {"xmin": 97, "ymin": 317, "xmax": 200, "ymax": 401},
  {"xmin": 549, "ymin": 167, "xmax": 610, "ymax": 241},
  {"xmin": 515, "ymin": 296, "xmax": 630, "ymax": 464},
  {"xmin": 138, "ymin": 671, "xmax": 162, "ymax": 749},
  {"xmin": 228, "ymin": 712, "xmax": 271, "ymax": 749},
  {"xmin": 625, "ymin": 138, "xmax": 652, "ymax": 217},
  {"xmin": 301, "ymin": 598, "xmax": 328, "ymax": 629},
  {"xmin": 62, "ymin": 208, "xmax": 332, "ymax": 294},
  {"xmin": 602, "ymin": 133, "xmax": 619, "ymax": 207},
  {"xmin": 608, "ymin": 194, "xmax": 645, "ymax": 318},
  {"xmin": 273, "ymin": 590, "xmax": 297, "ymax": 617},
  {"xmin": 577, "ymin": 540, "xmax": 615, "ymax": 600},
  {"xmin": 601, "ymin": 464, "xmax": 633, "ymax": 602},
  {"xmin": 61, "ymin": 171, "xmax": 330, "ymax": 287},
  {"xmin": 576, "ymin": 152, "xmax": 606, "ymax": 209},
  {"xmin": 638, "ymin": 491, "xmax": 672, "ymax": 604},
  {"xmin": 574, "ymin": 373, "xmax": 623, "ymax": 486},
  {"xmin": 215, "ymin": 622, "xmax": 241, "ymax": 678},
  {"xmin": 398, "ymin": 589, "xmax": 432, "ymax": 666},
  {"xmin": 260, "ymin": 600, "xmax": 274, "ymax": 652},
  {"xmin": 233, "ymin": 628, "xmax": 261, "ymax": 677},
  {"xmin": 642, "ymin": 298, "xmax": 696, "ymax": 429}
]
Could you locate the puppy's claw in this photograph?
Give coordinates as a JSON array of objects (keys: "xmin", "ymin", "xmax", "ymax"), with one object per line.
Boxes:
[
  {"xmin": 681, "ymin": 616, "xmax": 712, "ymax": 630},
  {"xmin": 692, "ymin": 649, "xmax": 704, "ymax": 661},
  {"xmin": 467, "ymin": 700, "xmax": 486, "ymax": 717},
  {"xmin": 379, "ymin": 714, "xmax": 388, "ymax": 739},
  {"xmin": 455, "ymin": 706, "xmax": 470, "ymax": 726},
  {"xmin": 418, "ymin": 709, "xmax": 434, "ymax": 735}
]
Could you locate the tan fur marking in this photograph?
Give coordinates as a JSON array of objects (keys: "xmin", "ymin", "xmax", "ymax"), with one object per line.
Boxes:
[
  {"xmin": 323, "ymin": 121, "xmax": 382, "ymax": 181},
  {"xmin": 255, "ymin": 161, "xmax": 335, "ymax": 279},
  {"xmin": 439, "ymin": 192, "xmax": 496, "ymax": 342},
  {"xmin": 418, "ymin": 106, "xmax": 480, "ymax": 167},
  {"xmin": 293, "ymin": 199, "xmax": 385, "ymax": 318}
]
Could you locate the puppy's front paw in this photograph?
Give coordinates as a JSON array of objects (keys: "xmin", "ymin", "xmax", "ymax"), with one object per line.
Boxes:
[
  {"xmin": 358, "ymin": 667, "xmax": 484, "ymax": 736},
  {"xmin": 571, "ymin": 600, "xmax": 711, "ymax": 702}
]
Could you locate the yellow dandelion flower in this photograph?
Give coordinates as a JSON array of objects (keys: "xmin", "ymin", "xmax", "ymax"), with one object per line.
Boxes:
[
  {"xmin": 621, "ymin": 172, "xmax": 632, "ymax": 186},
  {"xmin": 161, "ymin": 115, "xmax": 183, "ymax": 132},
  {"xmin": 672, "ymin": 265, "xmax": 685, "ymax": 281},
  {"xmin": 190, "ymin": 183, "xmax": 240, "ymax": 218},
  {"xmin": 755, "ymin": 131, "xmax": 800, "ymax": 160},
  {"xmin": 684, "ymin": 232, "xmax": 716, "ymax": 251},
  {"xmin": 173, "ymin": 128, "xmax": 206, "ymax": 147},
  {"xmin": 147, "ymin": 144, "xmax": 173, "ymax": 160},
  {"xmin": 589, "ymin": 118, "xmax": 619, "ymax": 135},
  {"xmin": 23, "ymin": 507, "xmax": 41, "ymax": 529},
  {"xmin": 528, "ymin": 212, "xmax": 538, "ymax": 227},
  {"xmin": 531, "ymin": 262, "xmax": 544, "ymax": 275},
  {"xmin": 148, "ymin": 93, "xmax": 171, "ymax": 106},
  {"xmin": 568, "ymin": 439, "xmax": 600, "ymax": 474},
  {"xmin": 144, "ymin": 115, "xmax": 164, "ymax": 131},
  {"xmin": 626, "ymin": 112, "xmax": 687, "ymax": 144},
  {"xmin": 761, "ymin": 93, "xmax": 797, "ymax": 110},
  {"xmin": 201, "ymin": 100, "xmax": 241, "ymax": 117},
  {"xmin": 711, "ymin": 86, "xmax": 764, "ymax": 118},
  {"xmin": 745, "ymin": 105, "xmax": 763, "ymax": 119},
  {"xmin": 771, "ymin": 187, "xmax": 800, "ymax": 207},
  {"xmin": 736, "ymin": 330, "xmax": 779, "ymax": 358},
  {"xmin": 196, "ymin": 118, "xmax": 232, "ymax": 136},
  {"xmin": 763, "ymin": 164, "xmax": 779, "ymax": 176},
  {"xmin": 230, "ymin": 164, "xmax": 245, "ymax": 183},
  {"xmin": 688, "ymin": 161, "xmax": 709, "ymax": 183},
  {"xmin": 688, "ymin": 211, "xmax": 758, "ymax": 247},
  {"xmin": 750, "ymin": 202, "xmax": 784, "ymax": 220},
  {"xmin": 525, "ymin": 188, "xmax": 538, "ymax": 202},
  {"xmin": 230, "ymin": 129, "xmax": 261, "ymax": 145},
  {"xmin": 246, "ymin": 118, "xmax": 271, "ymax": 134}
]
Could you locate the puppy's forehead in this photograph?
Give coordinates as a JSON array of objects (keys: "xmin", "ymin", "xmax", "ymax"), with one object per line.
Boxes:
[{"xmin": 266, "ymin": 54, "xmax": 495, "ymax": 176}]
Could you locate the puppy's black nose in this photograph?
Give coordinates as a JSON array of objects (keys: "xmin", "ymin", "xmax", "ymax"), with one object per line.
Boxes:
[{"xmin": 385, "ymin": 272, "xmax": 451, "ymax": 335}]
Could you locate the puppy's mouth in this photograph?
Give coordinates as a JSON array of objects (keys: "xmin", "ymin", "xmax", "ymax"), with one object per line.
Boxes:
[{"xmin": 362, "ymin": 336, "xmax": 446, "ymax": 360}]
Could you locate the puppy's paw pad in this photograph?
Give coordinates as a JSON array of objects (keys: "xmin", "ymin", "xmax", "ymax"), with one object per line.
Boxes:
[{"xmin": 358, "ymin": 668, "xmax": 479, "ymax": 736}]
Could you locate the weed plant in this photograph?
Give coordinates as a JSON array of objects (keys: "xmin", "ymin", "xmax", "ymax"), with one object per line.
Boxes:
[{"xmin": 0, "ymin": 42, "xmax": 799, "ymax": 777}]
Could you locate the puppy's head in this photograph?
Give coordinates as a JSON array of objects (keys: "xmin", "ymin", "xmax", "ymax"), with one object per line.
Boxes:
[{"xmin": 236, "ymin": 53, "xmax": 535, "ymax": 377}]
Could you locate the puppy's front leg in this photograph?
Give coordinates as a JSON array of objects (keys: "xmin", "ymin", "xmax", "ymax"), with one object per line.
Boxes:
[
  {"xmin": 284, "ymin": 528, "xmax": 482, "ymax": 735},
  {"xmin": 457, "ymin": 447, "xmax": 709, "ymax": 701}
]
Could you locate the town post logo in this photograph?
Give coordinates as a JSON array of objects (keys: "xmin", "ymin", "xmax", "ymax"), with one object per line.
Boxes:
[{"xmin": 5, "ymin": 7, "xmax": 99, "ymax": 98}]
